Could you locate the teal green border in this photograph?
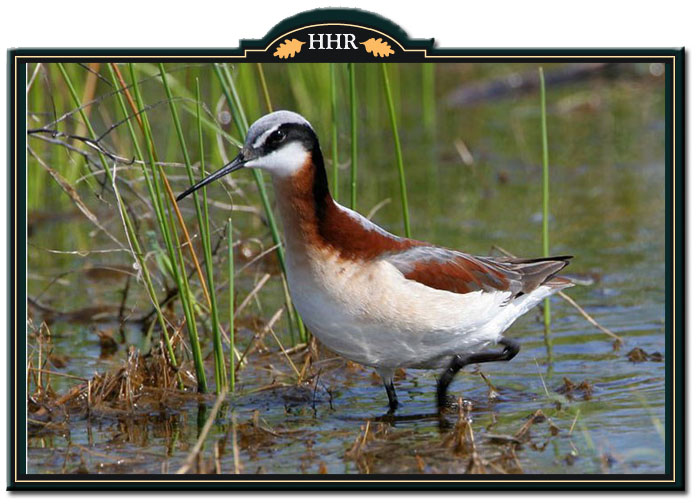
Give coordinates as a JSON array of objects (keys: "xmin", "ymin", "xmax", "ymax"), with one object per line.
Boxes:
[{"xmin": 7, "ymin": 8, "xmax": 685, "ymax": 491}]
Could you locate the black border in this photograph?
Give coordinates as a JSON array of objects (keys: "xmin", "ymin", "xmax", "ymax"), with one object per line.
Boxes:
[{"xmin": 8, "ymin": 7, "xmax": 686, "ymax": 491}]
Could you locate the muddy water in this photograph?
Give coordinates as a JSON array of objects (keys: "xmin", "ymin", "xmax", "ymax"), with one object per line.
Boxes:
[{"xmin": 27, "ymin": 64, "xmax": 666, "ymax": 474}]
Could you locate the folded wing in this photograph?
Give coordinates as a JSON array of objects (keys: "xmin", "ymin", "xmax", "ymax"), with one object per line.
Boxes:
[{"xmin": 383, "ymin": 246, "xmax": 572, "ymax": 300}]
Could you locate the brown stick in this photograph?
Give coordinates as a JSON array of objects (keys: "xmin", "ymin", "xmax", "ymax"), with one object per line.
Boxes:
[
  {"xmin": 29, "ymin": 148, "xmax": 124, "ymax": 249},
  {"xmin": 27, "ymin": 367, "xmax": 89, "ymax": 382},
  {"xmin": 557, "ymin": 291, "xmax": 622, "ymax": 343},
  {"xmin": 177, "ymin": 393, "xmax": 226, "ymax": 474}
]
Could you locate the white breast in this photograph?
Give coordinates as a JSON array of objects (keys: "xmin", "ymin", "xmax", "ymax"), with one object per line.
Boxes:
[{"xmin": 285, "ymin": 247, "xmax": 517, "ymax": 371}]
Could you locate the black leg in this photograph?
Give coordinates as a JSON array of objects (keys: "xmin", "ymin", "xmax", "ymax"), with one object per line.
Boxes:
[
  {"xmin": 437, "ymin": 337, "xmax": 520, "ymax": 413},
  {"xmin": 384, "ymin": 379, "xmax": 399, "ymax": 412}
]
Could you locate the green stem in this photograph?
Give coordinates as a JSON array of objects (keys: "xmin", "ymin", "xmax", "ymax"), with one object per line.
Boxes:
[
  {"xmin": 214, "ymin": 63, "xmax": 306, "ymax": 344},
  {"xmin": 228, "ymin": 218, "xmax": 235, "ymax": 393},
  {"xmin": 330, "ymin": 64, "xmax": 340, "ymax": 199},
  {"xmin": 422, "ymin": 63, "xmax": 439, "ymax": 207},
  {"xmin": 348, "ymin": 63, "xmax": 358, "ymax": 210},
  {"xmin": 128, "ymin": 64, "xmax": 207, "ymax": 392},
  {"xmin": 59, "ymin": 63, "xmax": 183, "ymax": 386},
  {"xmin": 256, "ymin": 63, "xmax": 273, "ymax": 113},
  {"xmin": 539, "ymin": 67, "xmax": 551, "ymax": 335},
  {"xmin": 422, "ymin": 63, "xmax": 436, "ymax": 139},
  {"xmin": 105, "ymin": 66, "xmax": 181, "ymax": 382},
  {"xmin": 160, "ymin": 65, "xmax": 226, "ymax": 392},
  {"xmin": 381, "ymin": 63, "xmax": 411, "ymax": 238},
  {"xmin": 197, "ymin": 77, "xmax": 227, "ymax": 392}
]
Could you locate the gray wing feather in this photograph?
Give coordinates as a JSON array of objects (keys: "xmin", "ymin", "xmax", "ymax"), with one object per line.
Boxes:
[{"xmin": 383, "ymin": 246, "xmax": 572, "ymax": 298}]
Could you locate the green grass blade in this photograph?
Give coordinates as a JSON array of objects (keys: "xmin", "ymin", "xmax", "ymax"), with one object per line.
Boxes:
[
  {"xmin": 58, "ymin": 63, "xmax": 185, "ymax": 387},
  {"xmin": 256, "ymin": 63, "xmax": 273, "ymax": 113},
  {"xmin": 539, "ymin": 67, "xmax": 552, "ymax": 336},
  {"xmin": 381, "ymin": 63, "xmax": 411, "ymax": 238},
  {"xmin": 422, "ymin": 63, "xmax": 436, "ymax": 138},
  {"xmin": 159, "ymin": 64, "xmax": 226, "ymax": 392},
  {"xmin": 215, "ymin": 63, "xmax": 307, "ymax": 344},
  {"xmin": 116, "ymin": 63, "xmax": 242, "ymax": 148},
  {"xmin": 213, "ymin": 65, "xmax": 247, "ymax": 140},
  {"xmin": 196, "ymin": 77, "xmax": 227, "ymax": 392},
  {"xmin": 221, "ymin": 64, "xmax": 249, "ymax": 133},
  {"xmin": 127, "ymin": 63, "xmax": 208, "ymax": 392},
  {"xmin": 254, "ymin": 63, "xmax": 308, "ymax": 346},
  {"xmin": 228, "ymin": 218, "xmax": 235, "ymax": 393},
  {"xmin": 348, "ymin": 63, "xmax": 358, "ymax": 210},
  {"xmin": 104, "ymin": 65, "xmax": 183, "ymax": 385},
  {"xmin": 330, "ymin": 64, "xmax": 340, "ymax": 199},
  {"xmin": 214, "ymin": 64, "xmax": 285, "ymax": 270}
]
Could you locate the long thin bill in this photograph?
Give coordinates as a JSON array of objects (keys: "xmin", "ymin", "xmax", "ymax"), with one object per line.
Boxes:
[{"xmin": 176, "ymin": 153, "xmax": 247, "ymax": 202}]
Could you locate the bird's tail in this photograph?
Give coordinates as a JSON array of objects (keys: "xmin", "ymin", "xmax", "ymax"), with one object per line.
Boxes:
[{"xmin": 505, "ymin": 255, "xmax": 574, "ymax": 293}]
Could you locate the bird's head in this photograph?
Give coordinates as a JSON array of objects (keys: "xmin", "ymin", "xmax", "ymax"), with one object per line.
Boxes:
[{"xmin": 177, "ymin": 110, "xmax": 319, "ymax": 201}]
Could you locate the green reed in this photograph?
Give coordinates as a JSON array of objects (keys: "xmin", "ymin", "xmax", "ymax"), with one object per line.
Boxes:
[
  {"xmin": 105, "ymin": 66, "xmax": 184, "ymax": 383},
  {"xmin": 348, "ymin": 63, "xmax": 358, "ymax": 210},
  {"xmin": 381, "ymin": 63, "xmax": 411, "ymax": 238},
  {"xmin": 256, "ymin": 63, "xmax": 273, "ymax": 113},
  {"xmin": 59, "ymin": 63, "xmax": 186, "ymax": 388},
  {"xmin": 40, "ymin": 62, "xmax": 445, "ymax": 391},
  {"xmin": 125, "ymin": 63, "xmax": 208, "ymax": 392},
  {"xmin": 329, "ymin": 64, "xmax": 340, "ymax": 198},
  {"xmin": 254, "ymin": 63, "xmax": 308, "ymax": 346},
  {"xmin": 539, "ymin": 67, "xmax": 551, "ymax": 334},
  {"xmin": 197, "ymin": 77, "xmax": 227, "ymax": 391},
  {"xmin": 228, "ymin": 218, "xmax": 236, "ymax": 393},
  {"xmin": 421, "ymin": 63, "xmax": 436, "ymax": 139},
  {"xmin": 159, "ymin": 65, "xmax": 226, "ymax": 391},
  {"xmin": 214, "ymin": 63, "xmax": 307, "ymax": 344}
]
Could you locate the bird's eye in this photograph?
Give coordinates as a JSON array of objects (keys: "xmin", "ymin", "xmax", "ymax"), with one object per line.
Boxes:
[{"xmin": 269, "ymin": 129, "xmax": 286, "ymax": 145}]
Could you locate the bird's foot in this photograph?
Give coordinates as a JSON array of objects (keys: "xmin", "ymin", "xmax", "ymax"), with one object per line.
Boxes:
[
  {"xmin": 437, "ymin": 393, "xmax": 462, "ymax": 415},
  {"xmin": 437, "ymin": 395, "xmax": 472, "ymax": 416},
  {"xmin": 437, "ymin": 397, "xmax": 473, "ymax": 432},
  {"xmin": 388, "ymin": 399, "xmax": 400, "ymax": 413}
]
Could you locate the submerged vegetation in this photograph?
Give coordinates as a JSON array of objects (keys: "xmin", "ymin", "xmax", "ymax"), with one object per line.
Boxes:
[{"xmin": 27, "ymin": 62, "xmax": 666, "ymax": 474}]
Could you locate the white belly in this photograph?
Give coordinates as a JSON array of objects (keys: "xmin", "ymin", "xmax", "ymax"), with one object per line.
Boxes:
[{"xmin": 285, "ymin": 248, "xmax": 521, "ymax": 371}]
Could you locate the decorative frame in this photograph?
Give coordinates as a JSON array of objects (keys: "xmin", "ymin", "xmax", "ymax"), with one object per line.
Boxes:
[{"xmin": 8, "ymin": 8, "xmax": 685, "ymax": 490}]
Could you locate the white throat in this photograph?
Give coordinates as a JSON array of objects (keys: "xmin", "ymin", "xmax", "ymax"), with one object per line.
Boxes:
[{"xmin": 245, "ymin": 141, "xmax": 308, "ymax": 178}]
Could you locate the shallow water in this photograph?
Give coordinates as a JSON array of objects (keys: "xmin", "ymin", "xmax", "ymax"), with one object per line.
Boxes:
[{"xmin": 26, "ymin": 62, "xmax": 666, "ymax": 475}]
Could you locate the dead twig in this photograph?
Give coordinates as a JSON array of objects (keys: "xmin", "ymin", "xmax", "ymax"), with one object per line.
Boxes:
[
  {"xmin": 366, "ymin": 198, "xmax": 391, "ymax": 220},
  {"xmin": 268, "ymin": 325, "xmax": 301, "ymax": 379},
  {"xmin": 235, "ymin": 307, "xmax": 284, "ymax": 373},
  {"xmin": 557, "ymin": 290, "xmax": 623, "ymax": 344},
  {"xmin": 27, "ymin": 367, "xmax": 89, "ymax": 382},
  {"xmin": 234, "ymin": 273, "xmax": 271, "ymax": 318},
  {"xmin": 28, "ymin": 147, "xmax": 124, "ymax": 249},
  {"xmin": 176, "ymin": 393, "xmax": 226, "ymax": 474}
]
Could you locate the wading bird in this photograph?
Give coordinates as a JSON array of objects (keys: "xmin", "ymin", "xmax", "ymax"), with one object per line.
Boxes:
[{"xmin": 177, "ymin": 111, "xmax": 572, "ymax": 414}]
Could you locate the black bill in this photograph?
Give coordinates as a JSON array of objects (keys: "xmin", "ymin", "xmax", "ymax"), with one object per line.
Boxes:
[{"xmin": 176, "ymin": 152, "xmax": 247, "ymax": 202}]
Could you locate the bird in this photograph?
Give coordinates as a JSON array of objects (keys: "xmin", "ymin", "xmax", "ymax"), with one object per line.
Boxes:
[{"xmin": 177, "ymin": 110, "xmax": 573, "ymax": 414}]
